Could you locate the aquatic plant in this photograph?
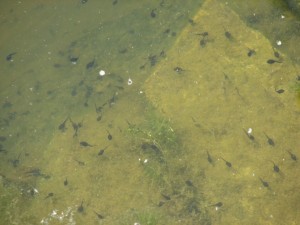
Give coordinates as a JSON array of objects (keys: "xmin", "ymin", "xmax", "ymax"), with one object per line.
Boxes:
[
  {"xmin": 135, "ymin": 211, "xmax": 159, "ymax": 225},
  {"xmin": 291, "ymin": 80, "xmax": 300, "ymax": 102},
  {"xmin": 126, "ymin": 107, "xmax": 180, "ymax": 187},
  {"xmin": 127, "ymin": 110, "xmax": 179, "ymax": 152},
  {"xmin": 119, "ymin": 208, "xmax": 162, "ymax": 225}
]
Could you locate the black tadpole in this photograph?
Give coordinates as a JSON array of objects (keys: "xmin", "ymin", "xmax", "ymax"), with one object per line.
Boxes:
[
  {"xmin": 44, "ymin": 192, "xmax": 54, "ymax": 199},
  {"xmin": 207, "ymin": 151, "xmax": 213, "ymax": 164},
  {"xmin": 80, "ymin": 141, "xmax": 93, "ymax": 147},
  {"xmin": 200, "ymin": 38, "xmax": 207, "ymax": 48},
  {"xmin": 11, "ymin": 153, "xmax": 21, "ymax": 167},
  {"xmin": 69, "ymin": 56, "xmax": 79, "ymax": 64},
  {"xmin": 150, "ymin": 9, "xmax": 157, "ymax": 18},
  {"xmin": 247, "ymin": 49, "xmax": 256, "ymax": 57},
  {"xmin": 195, "ymin": 32, "xmax": 209, "ymax": 47},
  {"xmin": 69, "ymin": 118, "xmax": 83, "ymax": 137},
  {"xmin": 98, "ymin": 145, "xmax": 109, "ymax": 156},
  {"xmin": 106, "ymin": 129, "xmax": 112, "ymax": 141},
  {"xmin": 275, "ymin": 89, "xmax": 284, "ymax": 94},
  {"xmin": 259, "ymin": 177, "xmax": 269, "ymax": 188},
  {"xmin": 96, "ymin": 113, "xmax": 102, "ymax": 121},
  {"xmin": 243, "ymin": 129, "xmax": 255, "ymax": 141},
  {"xmin": 209, "ymin": 202, "xmax": 223, "ymax": 208},
  {"xmin": 269, "ymin": 160, "xmax": 280, "ymax": 173},
  {"xmin": 58, "ymin": 117, "xmax": 69, "ymax": 132},
  {"xmin": 263, "ymin": 132, "xmax": 275, "ymax": 146},
  {"xmin": 272, "ymin": 48, "xmax": 280, "ymax": 58},
  {"xmin": 6, "ymin": 52, "xmax": 17, "ymax": 61},
  {"xmin": 95, "ymin": 103, "xmax": 105, "ymax": 114},
  {"xmin": 161, "ymin": 193, "xmax": 171, "ymax": 201},
  {"xmin": 174, "ymin": 67, "xmax": 184, "ymax": 73},
  {"xmin": 185, "ymin": 180, "xmax": 193, "ymax": 187},
  {"xmin": 267, "ymin": 59, "xmax": 282, "ymax": 64},
  {"xmin": 94, "ymin": 211, "xmax": 104, "ymax": 219},
  {"xmin": 77, "ymin": 201, "xmax": 84, "ymax": 213},
  {"xmin": 286, "ymin": 150, "xmax": 297, "ymax": 161},
  {"xmin": 220, "ymin": 157, "xmax": 232, "ymax": 168},
  {"xmin": 74, "ymin": 159, "xmax": 85, "ymax": 166},
  {"xmin": 195, "ymin": 32, "xmax": 208, "ymax": 37},
  {"xmin": 225, "ymin": 31, "xmax": 232, "ymax": 40}
]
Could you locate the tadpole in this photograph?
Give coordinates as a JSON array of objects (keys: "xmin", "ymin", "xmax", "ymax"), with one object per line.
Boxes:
[
  {"xmin": 64, "ymin": 178, "xmax": 68, "ymax": 186},
  {"xmin": 263, "ymin": 132, "xmax": 275, "ymax": 146},
  {"xmin": 94, "ymin": 211, "xmax": 104, "ymax": 219},
  {"xmin": 106, "ymin": 129, "xmax": 112, "ymax": 140},
  {"xmin": 77, "ymin": 201, "xmax": 84, "ymax": 213},
  {"xmin": 259, "ymin": 177, "xmax": 269, "ymax": 188},
  {"xmin": 206, "ymin": 151, "xmax": 213, "ymax": 164},
  {"xmin": 11, "ymin": 153, "xmax": 21, "ymax": 167},
  {"xmin": 220, "ymin": 157, "xmax": 232, "ymax": 168},
  {"xmin": 58, "ymin": 117, "xmax": 69, "ymax": 132},
  {"xmin": 44, "ymin": 192, "xmax": 54, "ymax": 199},
  {"xmin": 98, "ymin": 146, "xmax": 109, "ymax": 156},
  {"xmin": 286, "ymin": 150, "xmax": 297, "ymax": 161},
  {"xmin": 269, "ymin": 160, "xmax": 280, "ymax": 173},
  {"xmin": 209, "ymin": 202, "xmax": 223, "ymax": 208}
]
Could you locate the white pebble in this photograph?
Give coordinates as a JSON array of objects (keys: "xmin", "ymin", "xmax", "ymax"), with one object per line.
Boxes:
[
  {"xmin": 247, "ymin": 128, "xmax": 252, "ymax": 134},
  {"xmin": 276, "ymin": 40, "xmax": 282, "ymax": 46},
  {"xmin": 99, "ymin": 70, "xmax": 106, "ymax": 76},
  {"xmin": 127, "ymin": 78, "xmax": 133, "ymax": 85}
]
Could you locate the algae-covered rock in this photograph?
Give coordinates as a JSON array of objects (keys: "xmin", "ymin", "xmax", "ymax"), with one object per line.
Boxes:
[{"xmin": 144, "ymin": 0, "xmax": 300, "ymax": 224}]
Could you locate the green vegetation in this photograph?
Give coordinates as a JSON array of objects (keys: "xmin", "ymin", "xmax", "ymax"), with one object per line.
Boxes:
[
  {"xmin": 141, "ymin": 160, "xmax": 168, "ymax": 186},
  {"xmin": 291, "ymin": 81, "xmax": 300, "ymax": 102},
  {"xmin": 126, "ymin": 107, "xmax": 181, "ymax": 186},
  {"xmin": 119, "ymin": 209, "xmax": 162, "ymax": 225},
  {"xmin": 127, "ymin": 110, "xmax": 179, "ymax": 152},
  {"xmin": 136, "ymin": 211, "xmax": 160, "ymax": 225}
]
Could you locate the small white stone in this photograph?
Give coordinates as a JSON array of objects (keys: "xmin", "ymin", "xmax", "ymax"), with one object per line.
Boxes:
[
  {"xmin": 276, "ymin": 40, "xmax": 282, "ymax": 46},
  {"xmin": 281, "ymin": 15, "xmax": 285, "ymax": 19},
  {"xmin": 144, "ymin": 159, "xmax": 148, "ymax": 164},
  {"xmin": 247, "ymin": 128, "xmax": 252, "ymax": 134},
  {"xmin": 127, "ymin": 78, "xmax": 133, "ymax": 85},
  {"xmin": 99, "ymin": 70, "xmax": 106, "ymax": 76},
  {"xmin": 51, "ymin": 210, "xmax": 57, "ymax": 216}
]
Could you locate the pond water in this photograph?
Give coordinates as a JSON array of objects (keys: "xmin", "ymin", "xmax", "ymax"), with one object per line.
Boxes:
[{"xmin": 0, "ymin": 0, "xmax": 299, "ymax": 225}]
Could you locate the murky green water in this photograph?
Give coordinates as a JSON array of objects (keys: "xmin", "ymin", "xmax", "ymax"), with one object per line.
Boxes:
[{"xmin": 0, "ymin": 0, "xmax": 299, "ymax": 225}]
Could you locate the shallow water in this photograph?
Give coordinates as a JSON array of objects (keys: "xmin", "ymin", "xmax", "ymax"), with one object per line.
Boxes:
[{"xmin": 0, "ymin": 0, "xmax": 299, "ymax": 225}]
